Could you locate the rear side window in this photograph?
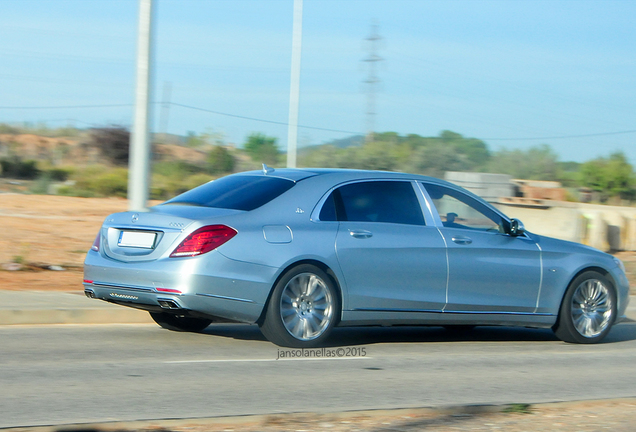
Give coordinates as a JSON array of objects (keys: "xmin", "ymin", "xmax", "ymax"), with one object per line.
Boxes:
[
  {"xmin": 320, "ymin": 181, "xmax": 425, "ymax": 225},
  {"xmin": 163, "ymin": 175, "xmax": 295, "ymax": 211}
]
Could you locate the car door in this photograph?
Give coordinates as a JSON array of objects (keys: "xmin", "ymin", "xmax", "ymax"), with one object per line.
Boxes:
[
  {"xmin": 321, "ymin": 180, "xmax": 448, "ymax": 312},
  {"xmin": 422, "ymin": 182, "xmax": 542, "ymax": 313}
]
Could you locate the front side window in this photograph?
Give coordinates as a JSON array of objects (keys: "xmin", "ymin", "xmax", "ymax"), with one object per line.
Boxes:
[
  {"xmin": 320, "ymin": 181, "xmax": 425, "ymax": 225},
  {"xmin": 423, "ymin": 183, "xmax": 505, "ymax": 232}
]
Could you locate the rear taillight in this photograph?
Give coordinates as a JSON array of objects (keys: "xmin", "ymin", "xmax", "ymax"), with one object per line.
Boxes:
[
  {"xmin": 169, "ymin": 225, "xmax": 237, "ymax": 258},
  {"xmin": 91, "ymin": 232, "xmax": 101, "ymax": 252}
]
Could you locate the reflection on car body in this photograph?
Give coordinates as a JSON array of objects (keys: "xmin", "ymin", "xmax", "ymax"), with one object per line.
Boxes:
[{"xmin": 84, "ymin": 168, "xmax": 629, "ymax": 347}]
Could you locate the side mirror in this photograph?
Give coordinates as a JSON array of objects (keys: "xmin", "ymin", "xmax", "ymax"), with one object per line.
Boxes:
[{"xmin": 509, "ymin": 219, "xmax": 526, "ymax": 236}]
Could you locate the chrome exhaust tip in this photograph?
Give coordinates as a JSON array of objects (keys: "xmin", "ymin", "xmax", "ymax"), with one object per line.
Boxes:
[
  {"xmin": 158, "ymin": 299, "xmax": 181, "ymax": 309},
  {"xmin": 84, "ymin": 289, "xmax": 96, "ymax": 299}
]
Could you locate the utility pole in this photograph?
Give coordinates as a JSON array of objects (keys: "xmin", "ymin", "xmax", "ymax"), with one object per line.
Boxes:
[
  {"xmin": 363, "ymin": 23, "xmax": 382, "ymax": 144},
  {"xmin": 128, "ymin": 0, "xmax": 154, "ymax": 211},
  {"xmin": 286, "ymin": 0, "xmax": 303, "ymax": 168}
]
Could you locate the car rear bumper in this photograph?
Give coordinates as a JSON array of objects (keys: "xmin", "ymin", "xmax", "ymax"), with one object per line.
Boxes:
[{"xmin": 83, "ymin": 249, "xmax": 277, "ymax": 323}]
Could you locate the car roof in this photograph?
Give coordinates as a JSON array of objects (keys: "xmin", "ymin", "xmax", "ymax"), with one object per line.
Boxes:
[{"xmin": 236, "ymin": 167, "xmax": 455, "ymax": 187}]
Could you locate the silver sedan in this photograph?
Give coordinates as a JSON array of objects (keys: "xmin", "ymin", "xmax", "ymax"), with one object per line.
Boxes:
[{"xmin": 83, "ymin": 168, "xmax": 630, "ymax": 347}]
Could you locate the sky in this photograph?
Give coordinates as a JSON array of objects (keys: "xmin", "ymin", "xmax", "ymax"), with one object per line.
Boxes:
[{"xmin": 0, "ymin": 0, "xmax": 635, "ymax": 164}]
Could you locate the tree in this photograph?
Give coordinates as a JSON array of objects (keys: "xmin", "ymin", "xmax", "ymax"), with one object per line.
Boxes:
[
  {"xmin": 89, "ymin": 126, "xmax": 130, "ymax": 166},
  {"xmin": 186, "ymin": 129, "xmax": 225, "ymax": 149},
  {"xmin": 208, "ymin": 146, "xmax": 235, "ymax": 174},
  {"xmin": 580, "ymin": 152, "xmax": 635, "ymax": 201},
  {"xmin": 487, "ymin": 144, "xmax": 560, "ymax": 180},
  {"xmin": 0, "ymin": 156, "xmax": 40, "ymax": 179},
  {"xmin": 405, "ymin": 144, "xmax": 470, "ymax": 178},
  {"xmin": 185, "ymin": 131, "xmax": 205, "ymax": 148},
  {"xmin": 244, "ymin": 133, "xmax": 280, "ymax": 165}
]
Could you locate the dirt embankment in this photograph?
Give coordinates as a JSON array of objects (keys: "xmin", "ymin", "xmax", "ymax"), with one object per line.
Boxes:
[{"xmin": 0, "ymin": 194, "xmax": 136, "ymax": 291}]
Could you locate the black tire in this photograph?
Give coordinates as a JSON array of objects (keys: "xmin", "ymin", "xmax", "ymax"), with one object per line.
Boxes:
[
  {"xmin": 149, "ymin": 312, "xmax": 212, "ymax": 332},
  {"xmin": 259, "ymin": 264, "xmax": 340, "ymax": 348},
  {"xmin": 553, "ymin": 271, "xmax": 617, "ymax": 344}
]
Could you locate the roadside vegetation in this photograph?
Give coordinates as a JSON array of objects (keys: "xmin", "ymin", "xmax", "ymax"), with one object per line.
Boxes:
[{"xmin": 0, "ymin": 122, "xmax": 635, "ymax": 204}]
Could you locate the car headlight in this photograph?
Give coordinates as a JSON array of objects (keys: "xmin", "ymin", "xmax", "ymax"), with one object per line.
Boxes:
[{"xmin": 613, "ymin": 257, "xmax": 626, "ymax": 273}]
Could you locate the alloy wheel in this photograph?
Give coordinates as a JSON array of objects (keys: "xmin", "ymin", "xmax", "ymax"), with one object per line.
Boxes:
[
  {"xmin": 280, "ymin": 272, "xmax": 334, "ymax": 341},
  {"xmin": 571, "ymin": 278, "xmax": 613, "ymax": 338}
]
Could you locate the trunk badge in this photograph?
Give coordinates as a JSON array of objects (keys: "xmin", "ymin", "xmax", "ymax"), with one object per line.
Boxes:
[{"xmin": 132, "ymin": 213, "xmax": 139, "ymax": 223}]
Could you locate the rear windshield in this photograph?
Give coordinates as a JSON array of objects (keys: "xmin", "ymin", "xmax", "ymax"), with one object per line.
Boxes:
[{"xmin": 163, "ymin": 175, "xmax": 295, "ymax": 211}]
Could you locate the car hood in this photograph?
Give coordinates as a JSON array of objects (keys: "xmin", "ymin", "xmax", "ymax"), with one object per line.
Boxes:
[{"xmin": 530, "ymin": 231, "xmax": 611, "ymax": 258}]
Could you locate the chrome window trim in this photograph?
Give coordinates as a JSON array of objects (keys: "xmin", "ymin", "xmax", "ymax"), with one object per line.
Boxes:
[
  {"xmin": 533, "ymin": 242, "xmax": 544, "ymax": 313},
  {"xmin": 195, "ymin": 292, "xmax": 256, "ymax": 303},
  {"xmin": 353, "ymin": 307, "xmax": 552, "ymax": 316}
]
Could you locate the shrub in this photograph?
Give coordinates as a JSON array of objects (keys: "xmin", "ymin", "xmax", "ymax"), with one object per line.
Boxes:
[
  {"xmin": 0, "ymin": 156, "xmax": 40, "ymax": 179},
  {"xmin": 153, "ymin": 160, "xmax": 206, "ymax": 177},
  {"xmin": 62, "ymin": 165, "xmax": 127, "ymax": 197},
  {"xmin": 93, "ymin": 168, "xmax": 128, "ymax": 197},
  {"xmin": 244, "ymin": 133, "xmax": 280, "ymax": 165},
  {"xmin": 89, "ymin": 126, "xmax": 130, "ymax": 166},
  {"xmin": 46, "ymin": 167, "xmax": 73, "ymax": 181},
  {"xmin": 208, "ymin": 146, "xmax": 235, "ymax": 174},
  {"xmin": 151, "ymin": 172, "xmax": 213, "ymax": 200}
]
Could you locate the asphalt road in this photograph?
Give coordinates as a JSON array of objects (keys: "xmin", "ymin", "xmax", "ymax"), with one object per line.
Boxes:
[{"xmin": 1, "ymin": 322, "xmax": 636, "ymax": 428}]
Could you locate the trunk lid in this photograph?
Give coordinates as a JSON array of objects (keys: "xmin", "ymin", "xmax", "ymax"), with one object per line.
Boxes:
[{"xmin": 99, "ymin": 206, "xmax": 241, "ymax": 262}]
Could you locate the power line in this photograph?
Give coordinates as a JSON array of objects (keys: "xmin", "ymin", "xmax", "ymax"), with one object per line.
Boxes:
[
  {"xmin": 0, "ymin": 104, "xmax": 133, "ymax": 110},
  {"xmin": 483, "ymin": 130, "xmax": 636, "ymax": 141},
  {"xmin": 169, "ymin": 102, "xmax": 362, "ymax": 135},
  {"xmin": 0, "ymin": 101, "xmax": 362, "ymax": 134},
  {"xmin": 2, "ymin": 100, "xmax": 634, "ymax": 141}
]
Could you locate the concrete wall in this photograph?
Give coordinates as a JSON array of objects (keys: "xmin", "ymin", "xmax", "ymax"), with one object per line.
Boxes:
[
  {"xmin": 497, "ymin": 201, "xmax": 636, "ymax": 252},
  {"xmin": 443, "ymin": 171, "xmax": 636, "ymax": 252},
  {"xmin": 445, "ymin": 172, "xmax": 514, "ymax": 202}
]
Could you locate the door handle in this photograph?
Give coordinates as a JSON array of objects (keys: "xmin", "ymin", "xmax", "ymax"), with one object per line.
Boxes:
[
  {"xmin": 349, "ymin": 229, "xmax": 373, "ymax": 239},
  {"xmin": 452, "ymin": 236, "xmax": 472, "ymax": 245}
]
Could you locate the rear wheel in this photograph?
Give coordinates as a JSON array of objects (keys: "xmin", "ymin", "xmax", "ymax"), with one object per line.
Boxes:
[
  {"xmin": 260, "ymin": 264, "xmax": 340, "ymax": 347},
  {"xmin": 149, "ymin": 312, "xmax": 212, "ymax": 332},
  {"xmin": 553, "ymin": 271, "xmax": 616, "ymax": 344}
]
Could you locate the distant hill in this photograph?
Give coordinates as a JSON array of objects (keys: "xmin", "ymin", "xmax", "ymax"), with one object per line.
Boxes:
[
  {"xmin": 298, "ymin": 134, "xmax": 364, "ymax": 155},
  {"xmin": 325, "ymin": 135, "xmax": 365, "ymax": 149}
]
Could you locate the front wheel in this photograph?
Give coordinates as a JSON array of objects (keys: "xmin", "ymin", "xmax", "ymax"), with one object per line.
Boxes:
[
  {"xmin": 553, "ymin": 271, "xmax": 616, "ymax": 344},
  {"xmin": 149, "ymin": 312, "xmax": 212, "ymax": 332},
  {"xmin": 260, "ymin": 265, "xmax": 340, "ymax": 347}
]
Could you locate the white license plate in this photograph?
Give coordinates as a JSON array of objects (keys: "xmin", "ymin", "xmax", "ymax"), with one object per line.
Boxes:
[{"xmin": 118, "ymin": 231, "xmax": 156, "ymax": 249}]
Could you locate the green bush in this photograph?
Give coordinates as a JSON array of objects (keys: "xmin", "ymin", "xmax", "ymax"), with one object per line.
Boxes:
[
  {"xmin": 151, "ymin": 172, "xmax": 213, "ymax": 200},
  {"xmin": 94, "ymin": 169, "xmax": 128, "ymax": 197},
  {"xmin": 46, "ymin": 167, "xmax": 73, "ymax": 181},
  {"xmin": 89, "ymin": 126, "xmax": 130, "ymax": 166},
  {"xmin": 208, "ymin": 146, "xmax": 235, "ymax": 174},
  {"xmin": 0, "ymin": 156, "xmax": 40, "ymax": 179},
  {"xmin": 244, "ymin": 133, "xmax": 280, "ymax": 165},
  {"xmin": 61, "ymin": 165, "xmax": 127, "ymax": 197},
  {"xmin": 30, "ymin": 175, "xmax": 52, "ymax": 195},
  {"xmin": 0, "ymin": 123, "xmax": 21, "ymax": 134},
  {"xmin": 153, "ymin": 160, "xmax": 206, "ymax": 177},
  {"xmin": 183, "ymin": 173, "xmax": 213, "ymax": 190}
]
